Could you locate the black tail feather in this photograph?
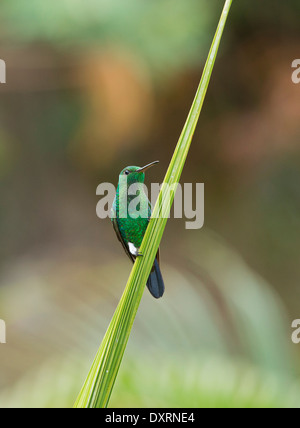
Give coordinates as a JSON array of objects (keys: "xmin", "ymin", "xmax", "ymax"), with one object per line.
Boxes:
[{"xmin": 146, "ymin": 258, "xmax": 165, "ymax": 299}]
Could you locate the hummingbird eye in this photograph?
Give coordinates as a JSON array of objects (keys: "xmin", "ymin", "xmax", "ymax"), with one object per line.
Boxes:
[{"xmin": 124, "ymin": 170, "xmax": 130, "ymax": 175}]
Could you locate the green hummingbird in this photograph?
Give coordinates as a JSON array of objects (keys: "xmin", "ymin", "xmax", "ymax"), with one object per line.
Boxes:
[{"xmin": 111, "ymin": 161, "xmax": 165, "ymax": 299}]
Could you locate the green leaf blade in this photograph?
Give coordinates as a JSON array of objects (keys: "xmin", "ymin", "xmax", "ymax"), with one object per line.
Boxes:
[{"xmin": 74, "ymin": 0, "xmax": 234, "ymax": 409}]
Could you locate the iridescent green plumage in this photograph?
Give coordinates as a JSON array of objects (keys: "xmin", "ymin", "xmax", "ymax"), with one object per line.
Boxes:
[{"xmin": 111, "ymin": 162, "xmax": 165, "ymax": 299}]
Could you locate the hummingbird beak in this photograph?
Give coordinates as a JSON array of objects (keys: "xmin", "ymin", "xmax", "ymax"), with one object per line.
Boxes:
[{"xmin": 136, "ymin": 160, "xmax": 159, "ymax": 173}]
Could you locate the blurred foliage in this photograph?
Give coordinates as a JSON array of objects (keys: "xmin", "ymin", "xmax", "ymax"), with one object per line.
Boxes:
[
  {"xmin": 0, "ymin": 0, "xmax": 300, "ymax": 408},
  {"xmin": 0, "ymin": 0, "xmax": 214, "ymax": 75},
  {"xmin": 0, "ymin": 231, "xmax": 299, "ymax": 407},
  {"xmin": 2, "ymin": 354, "xmax": 300, "ymax": 408}
]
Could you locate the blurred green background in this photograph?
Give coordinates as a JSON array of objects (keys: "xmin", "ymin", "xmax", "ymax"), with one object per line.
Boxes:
[{"xmin": 1, "ymin": 0, "xmax": 300, "ymax": 408}]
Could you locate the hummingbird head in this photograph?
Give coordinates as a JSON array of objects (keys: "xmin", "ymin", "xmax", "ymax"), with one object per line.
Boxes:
[{"xmin": 119, "ymin": 161, "xmax": 159, "ymax": 185}]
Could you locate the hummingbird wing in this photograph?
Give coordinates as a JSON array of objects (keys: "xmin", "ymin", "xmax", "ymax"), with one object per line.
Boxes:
[
  {"xmin": 111, "ymin": 215, "xmax": 135, "ymax": 263},
  {"xmin": 111, "ymin": 198, "xmax": 164, "ymax": 298}
]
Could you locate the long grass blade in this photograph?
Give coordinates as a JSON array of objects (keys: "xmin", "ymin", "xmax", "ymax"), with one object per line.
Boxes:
[{"xmin": 74, "ymin": 0, "xmax": 233, "ymax": 408}]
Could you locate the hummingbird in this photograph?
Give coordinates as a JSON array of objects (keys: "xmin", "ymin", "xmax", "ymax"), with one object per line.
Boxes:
[{"xmin": 111, "ymin": 161, "xmax": 165, "ymax": 299}]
